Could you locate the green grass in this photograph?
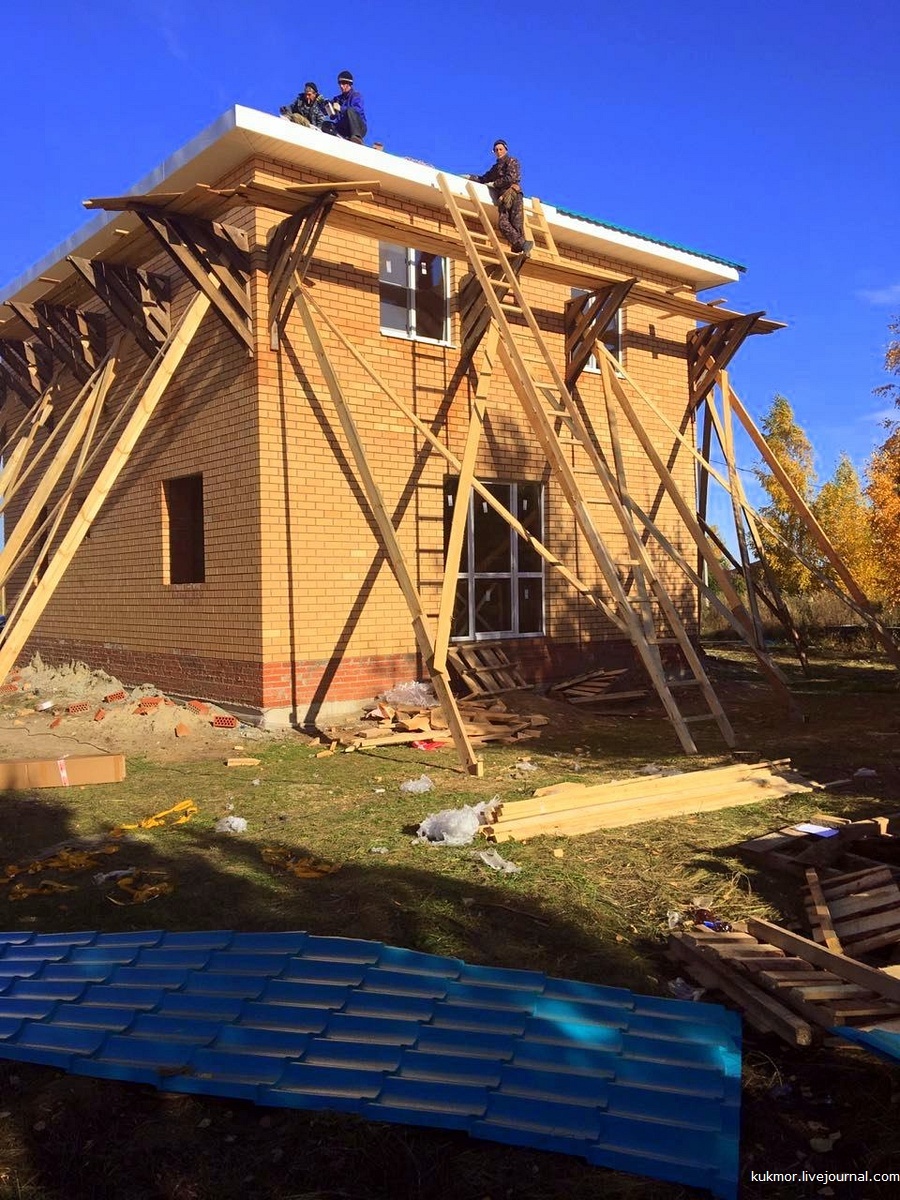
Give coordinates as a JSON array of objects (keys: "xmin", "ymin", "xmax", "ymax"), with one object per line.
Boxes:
[{"xmin": 0, "ymin": 653, "xmax": 899, "ymax": 1198}]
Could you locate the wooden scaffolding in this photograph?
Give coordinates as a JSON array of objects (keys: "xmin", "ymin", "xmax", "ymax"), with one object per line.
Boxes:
[{"xmin": 1, "ymin": 168, "xmax": 897, "ymax": 774}]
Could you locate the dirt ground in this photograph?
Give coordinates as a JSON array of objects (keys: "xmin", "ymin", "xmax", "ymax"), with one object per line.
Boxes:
[{"xmin": 0, "ymin": 656, "xmax": 288, "ymax": 764}]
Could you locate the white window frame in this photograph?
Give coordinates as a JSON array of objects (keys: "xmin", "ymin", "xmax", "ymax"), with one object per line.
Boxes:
[
  {"xmin": 446, "ymin": 480, "xmax": 546, "ymax": 642},
  {"xmin": 379, "ymin": 243, "xmax": 451, "ymax": 346}
]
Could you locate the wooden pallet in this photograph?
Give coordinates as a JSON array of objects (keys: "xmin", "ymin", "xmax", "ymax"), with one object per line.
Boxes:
[
  {"xmin": 448, "ymin": 645, "xmax": 530, "ymax": 698},
  {"xmin": 805, "ymin": 865, "xmax": 900, "ymax": 958},
  {"xmin": 737, "ymin": 814, "xmax": 900, "ymax": 880},
  {"xmin": 669, "ymin": 920, "xmax": 900, "ymax": 1046}
]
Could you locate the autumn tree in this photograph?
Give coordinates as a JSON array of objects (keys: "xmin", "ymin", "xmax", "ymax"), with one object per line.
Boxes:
[
  {"xmin": 752, "ymin": 394, "xmax": 818, "ymax": 593},
  {"xmin": 813, "ymin": 454, "xmax": 880, "ymax": 598},
  {"xmin": 866, "ymin": 318, "xmax": 900, "ymax": 604}
]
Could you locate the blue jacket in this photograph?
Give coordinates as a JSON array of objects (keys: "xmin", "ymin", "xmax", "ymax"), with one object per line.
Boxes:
[{"xmin": 329, "ymin": 87, "xmax": 367, "ymax": 133}]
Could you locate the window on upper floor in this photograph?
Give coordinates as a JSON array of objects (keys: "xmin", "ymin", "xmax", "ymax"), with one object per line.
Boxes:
[
  {"xmin": 164, "ymin": 473, "xmax": 205, "ymax": 585},
  {"xmin": 569, "ymin": 288, "xmax": 622, "ymax": 374},
  {"xmin": 379, "ymin": 244, "xmax": 450, "ymax": 345},
  {"xmin": 444, "ymin": 479, "xmax": 545, "ymax": 641}
]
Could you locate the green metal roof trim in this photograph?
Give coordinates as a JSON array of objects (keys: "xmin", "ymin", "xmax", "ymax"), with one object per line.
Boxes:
[{"xmin": 555, "ymin": 206, "xmax": 747, "ymax": 273}]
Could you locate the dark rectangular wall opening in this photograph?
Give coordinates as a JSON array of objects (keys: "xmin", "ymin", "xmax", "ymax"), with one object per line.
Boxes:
[{"xmin": 165, "ymin": 473, "xmax": 205, "ymax": 584}]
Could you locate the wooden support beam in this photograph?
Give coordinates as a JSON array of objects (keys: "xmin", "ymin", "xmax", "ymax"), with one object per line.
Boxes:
[
  {"xmin": 136, "ymin": 209, "xmax": 254, "ymax": 351},
  {"xmin": 0, "ymin": 388, "xmax": 55, "ymax": 502},
  {"xmin": 8, "ymin": 302, "xmax": 106, "ymax": 384},
  {"xmin": 302, "ymin": 289, "xmax": 624, "ymax": 631},
  {"xmin": 0, "ymin": 340, "xmax": 54, "ymax": 407},
  {"xmin": 0, "ymin": 352, "xmax": 117, "ymax": 590},
  {"xmin": 564, "ymin": 279, "xmax": 635, "ymax": 390},
  {"xmin": 267, "ymin": 192, "xmax": 336, "ymax": 349},
  {"xmin": 292, "ymin": 282, "xmax": 482, "ymax": 777},
  {"xmin": 726, "ymin": 382, "xmax": 900, "ymax": 670},
  {"xmin": 68, "ymin": 258, "xmax": 171, "ymax": 358},
  {"xmin": 687, "ymin": 313, "xmax": 764, "ymax": 409},
  {"xmin": 0, "ymin": 291, "xmax": 211, "ymax": 684},
  {"xmin": 433, "ymin": 333, "xmax": 494, "ymax": 673}
]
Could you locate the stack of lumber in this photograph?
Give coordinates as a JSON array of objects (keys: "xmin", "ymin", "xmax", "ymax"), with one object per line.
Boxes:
[
  {"xmin": 481, "ymin": 759, "xmax": 813, "ymax": 843},
  {"xmin": 669, "ymin": 918, "xmax": 900, "ymax": 1047},
  {"xmin": 548, "ymin": 666, "xmax": 647, "ymax": 705},
  {"xmin": 805, "ymin": 865, "xmax": 900, "ymax": 958},
  {"xmin": 331, "ymin": 699, "xmax": 548, "ymax": 750}
]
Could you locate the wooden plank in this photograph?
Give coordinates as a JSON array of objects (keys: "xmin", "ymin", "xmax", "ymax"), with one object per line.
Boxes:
[
  {"xmin": 293, "ymin": 285, "xmax": 481, "ymax": 777},
  {"xmin": 668, "ymin": 933, "xmax": 814, "ymax": 1045},
  {"xmin": 487, "ymin": 771, "xmax": 810, "ymax": 841},
  {"xmin": 805, "ymin": 867, "xmax": 844, "ymax": 953},
  {"xmin": 745, "ymin": 917, "xmax": 900, "ymax": 1007},
  {"xmin": 0, "ymin": 291, "xmax": 211, "ymax": 684},
  {"xmin": 491, "ymin": 760, "xmax": 796, "ymax": 822},
  {"xmin": 728, "ymin": 385, "xmax": 900, "ymax": 669},
  {"xmin": 301, "ymin": 288, "xmax": 625, "ymax": 633}
]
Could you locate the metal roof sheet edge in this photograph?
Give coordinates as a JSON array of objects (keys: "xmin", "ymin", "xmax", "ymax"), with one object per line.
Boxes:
[{"xmin": 555, "ymin": 206, "xmax": 746, "ymax": 274}]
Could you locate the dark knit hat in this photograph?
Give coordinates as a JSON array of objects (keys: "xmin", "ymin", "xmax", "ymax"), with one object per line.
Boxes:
[
  {"xmin": 493, "ymin": 138, "xmax": 508, "ymax": 151},
  {"xmin": 304, "ymin": 81, "xmax": 318, "ymax": 93},
  {"xmin": 337, "ymin": 70, "xmax": 354, "ymax": 84}
]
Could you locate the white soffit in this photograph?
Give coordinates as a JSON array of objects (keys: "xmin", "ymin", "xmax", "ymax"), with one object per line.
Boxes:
[{"xmin": 0, "ymin": 105, "xmax": 739, "ymax": 308}]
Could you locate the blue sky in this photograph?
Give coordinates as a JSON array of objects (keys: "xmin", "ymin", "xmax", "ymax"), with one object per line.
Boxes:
[{"xmin": 1, "ymin": 0, "xmax": 897, "ymax": 514}]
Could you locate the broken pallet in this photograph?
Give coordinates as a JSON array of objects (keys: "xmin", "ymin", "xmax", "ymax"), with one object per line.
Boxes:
[
  {"xmin": 805, "ymin": 865, "xmax": 900, "ymax": 958},
  {"xmin": 669, "ymin": 919, "xmax": 900, "ymax": 1046}
]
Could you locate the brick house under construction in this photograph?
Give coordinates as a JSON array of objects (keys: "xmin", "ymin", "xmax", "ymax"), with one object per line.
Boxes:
[{"xmin": 0, "ymin": 104, "xmax": 808, "ymax": 759}]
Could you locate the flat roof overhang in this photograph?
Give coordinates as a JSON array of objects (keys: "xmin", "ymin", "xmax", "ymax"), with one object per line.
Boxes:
[{"xmin": 0, "ymin": 105, "xmax": 742, "ymax": 314}]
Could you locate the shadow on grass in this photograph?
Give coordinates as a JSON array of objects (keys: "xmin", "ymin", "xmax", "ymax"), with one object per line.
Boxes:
[{"xmin": 0, "ymin": 791, "xmax": 683, "ymax": 1200}]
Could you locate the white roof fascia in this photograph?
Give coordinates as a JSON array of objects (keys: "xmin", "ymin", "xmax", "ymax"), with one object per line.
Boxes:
[{"xmin": 0, "ymin": 104, "xmax": 738, "ymax": 308}]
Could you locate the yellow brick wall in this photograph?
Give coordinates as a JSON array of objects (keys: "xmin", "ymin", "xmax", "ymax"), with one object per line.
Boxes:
[{"xmin": 8, "ymin": 150, "xmax": 705, "ymax": 712}]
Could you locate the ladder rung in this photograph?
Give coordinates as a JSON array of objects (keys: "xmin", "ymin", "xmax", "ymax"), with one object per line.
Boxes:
[
  {"xmin": 666, "ymin": 678, "xmax": 702, "ymax": 688},
  {"xmin": 682, "ymin": 714, "xmax": 718, "ymax": 724}
]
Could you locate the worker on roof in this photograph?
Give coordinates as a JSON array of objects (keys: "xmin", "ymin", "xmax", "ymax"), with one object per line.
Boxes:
[
  {"xmin": 322, "ymin": 71, "xmax": 367, "ymax": 144},
  {"xmin": 280, "ymin": 82, "xmax": 329, "ymax": 130},
  {"xmin": 468, "ymin": 141, "xmax": 532, "ymax": 257}
]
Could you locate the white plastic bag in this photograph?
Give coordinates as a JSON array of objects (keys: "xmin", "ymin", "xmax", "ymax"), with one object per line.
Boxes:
[
  {"xmin": 416, "ymin": 797, "xmax": 501, "ymax": 846},
  {"xmin": 400, "ymin": 775, "xmax": 434, "ymax": 794}
]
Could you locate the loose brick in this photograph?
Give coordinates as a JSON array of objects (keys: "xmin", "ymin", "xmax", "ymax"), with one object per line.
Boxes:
[
  {"xmin": 103, "ymin": 690, "xmax": 126, "ymax": 704},
  {"xmin": 94, "ymin": 708, "xmax": 107, "ymax": 722},
  {"xmin": 188, "ymin": 700, "xmax": 210, "ymax": 716},
  {"xmin": 67, "ymin": 701, "xmax": 90, "ymax": 715},
  {"xmin": 211, "ymin": 714, "xmax": 239, "ymax": 729},
  {"xmin": 174, "ymin": 723, "xmax": 191, "ymax": 738},
  {"xmin": 49, "ymin": 717, "xmax": 62, "ymax": 729}
]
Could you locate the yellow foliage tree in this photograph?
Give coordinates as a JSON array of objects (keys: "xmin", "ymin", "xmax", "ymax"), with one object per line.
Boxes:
[
  {"xmin": 813, "ymin": 454, "xmax": 880, "ymax": 599},
  {"xmin": 753, "ymin": 394, "xmax": 817, "ymax": 594},
  {"xmin": 866, "ymin": 426, "xmax": 900, "ymax": 604}
]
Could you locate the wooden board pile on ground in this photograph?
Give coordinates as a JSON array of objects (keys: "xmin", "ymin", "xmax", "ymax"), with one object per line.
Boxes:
[
  {"xmin": 547, "ymin": 665, "xmax": 648, "ymax": 706},
  {"xmin": 329, "ymin": 697, "xmax": 549, "ymax": 750},
  {"xmin": 669, "ymin": 810, "xmax": 900, "ymax": 1053},
  {"xmin": 480, "ymin": 759, "xmax": 813, "ymax": 842}
]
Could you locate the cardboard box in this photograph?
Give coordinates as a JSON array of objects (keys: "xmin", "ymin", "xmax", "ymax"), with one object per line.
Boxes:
[{"xmin": 0, "ymin": 753, "xmax": 126, "ymax": 790}]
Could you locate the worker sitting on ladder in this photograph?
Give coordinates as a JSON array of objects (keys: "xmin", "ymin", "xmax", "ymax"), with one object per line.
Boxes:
[{"xmin": 468, "ymin": 140, "xmax": 533, "ymax": 257}]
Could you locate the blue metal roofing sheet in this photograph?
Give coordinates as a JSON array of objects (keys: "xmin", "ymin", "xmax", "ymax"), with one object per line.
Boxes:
[{"xmin": 0, "ymin": 929, "xmax": 741, "ymax": 1198}]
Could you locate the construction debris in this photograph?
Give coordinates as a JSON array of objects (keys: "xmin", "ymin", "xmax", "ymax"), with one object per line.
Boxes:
[
  {"xmin": 481, "ymin": 759, "xmax": 813, "ymax": 843},
  {"xmin": 548, "ymin": 665, "xmax": 647, "ymax": 705},
  {"xmin": 0, "ymin": 752, "xmax": 125, "ymax": 789},
  {"xmin": 669, "ymin": 918, "xmax": 900, "ymax": 1048},
  {"xmin": 330, "ymin": 697, "xmax": 544, "ymax": 750},
  {"xmin": 736, "ymin": 811, "xmax": 900, "ymax": 880},
  {"xmin": 804, "ymin": 865, "xmax": 900, "ymax": 958}
]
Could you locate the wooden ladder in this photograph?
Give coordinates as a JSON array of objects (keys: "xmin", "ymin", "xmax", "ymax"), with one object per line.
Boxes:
[{"xmin": 436, "ymin": 174, "xmax": 735, "ymax": 754}]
